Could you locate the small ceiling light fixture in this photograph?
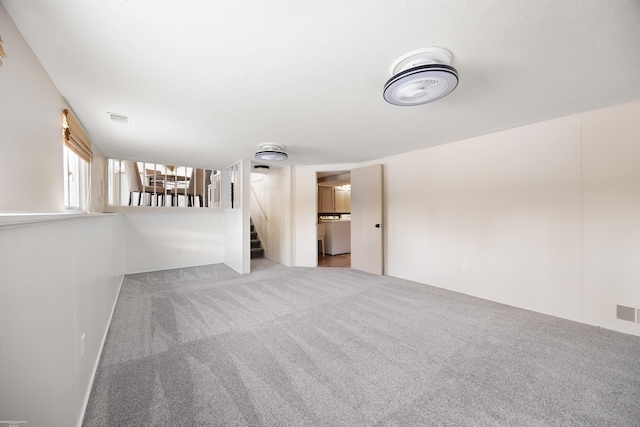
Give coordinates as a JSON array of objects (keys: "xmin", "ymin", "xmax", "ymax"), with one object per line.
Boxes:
[
  {"xmin": 255, "ymin": 143, "xmax": 288, "ymax": 161},
  {"xmin": 383, "ymin": 47, "xmax": 459, "ymax": 106}
]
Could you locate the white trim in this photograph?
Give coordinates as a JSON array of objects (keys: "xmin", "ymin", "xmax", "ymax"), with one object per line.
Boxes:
[{"xmin": 0, "ymin": 212, "xmax": 120, "ymax": 228}]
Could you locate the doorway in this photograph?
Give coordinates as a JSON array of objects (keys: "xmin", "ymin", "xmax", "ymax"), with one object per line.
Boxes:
[{"xmin": 316, "ymin": 171, "xmax": 351, "ymax": 268}]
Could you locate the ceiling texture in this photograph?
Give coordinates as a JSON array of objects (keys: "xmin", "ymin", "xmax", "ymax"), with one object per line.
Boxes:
[{"xmin": 3, "ymin": 0, "xmax": 640, "ymax": 169}]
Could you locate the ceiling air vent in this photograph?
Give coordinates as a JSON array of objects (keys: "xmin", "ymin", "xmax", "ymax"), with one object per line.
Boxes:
[{"xmin": 108, "ymin": 112, "xmax": 130, "ymax": 125}]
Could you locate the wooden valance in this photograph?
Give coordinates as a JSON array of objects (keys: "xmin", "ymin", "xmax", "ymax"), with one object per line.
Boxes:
[{"xmin": 63, "ymin": 109, "xmax": 93, "ymax": 163}]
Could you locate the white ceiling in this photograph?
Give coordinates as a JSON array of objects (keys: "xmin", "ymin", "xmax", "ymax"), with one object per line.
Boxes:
[{"xmin": 3, "ymin": 1, "xmax": 640, "ymax": 169}]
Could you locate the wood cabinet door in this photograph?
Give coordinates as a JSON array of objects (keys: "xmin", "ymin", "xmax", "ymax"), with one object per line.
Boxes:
[
  {"xmin": 335, "ymin": 189, "xmax": 345, "ymax": 212},
  {"xmin": 318, "ymin": 187, "xmax": 334, "ymax": 212},
  {"xmin": 334, "ymin": 188, "xmax": 351, "ymax": 212}
]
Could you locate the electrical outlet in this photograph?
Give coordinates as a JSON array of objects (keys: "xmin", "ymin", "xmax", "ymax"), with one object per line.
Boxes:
[{"xmin": 462, "ymin": 262, "xmax": 468, "ymax": 272}]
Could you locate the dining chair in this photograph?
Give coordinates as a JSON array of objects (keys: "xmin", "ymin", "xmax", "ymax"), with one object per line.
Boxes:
[
  {"xmin": 168, "ymin": 168, "xmax": 206, "ymax": 207},
  {"xmin": 124, "ymin": 161, "xmax": 165, "ymax": 206},
  {"xmin": 317, "ymin": 223, "xmax": 326, "ymax": 256}
]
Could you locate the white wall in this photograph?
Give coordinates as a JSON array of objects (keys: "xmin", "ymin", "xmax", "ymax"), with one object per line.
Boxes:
[
  {"xmin": 0, "ymin": 229, "xmax": 4, "ymax": 422},
  {"xmin": 0, "ymin": 3, "xmax": 64, "ymax": 212},
  {"xmin": 287, "ymin": 100, "xmax": 640, "ymax": 336},
  {"xmin": 123, "ymin": 211, "xmax": 225, "ymax": 274},
  {"xmin": 0, "ymin": 4, "xmax": 107, "ymax": 214},
  {"xmin": 224, "ymin": 160, "xmax": 251, "ymax": 274},
  {"xmin": 384, "ymin": 142, "xmax": 459, "ymax": 289},
  {"xmin": 116, "ymin": 161, "xmax": 250, "ymax": 275},
  {"xmin": 582, "ymin": 101, "xmax": 640, "ymax": 335},
  {"xmin": 0, "ymin": 8, "xmax": 214, "ymax": 426},
  {"xmin": 250, "ymin": 167, "xmax": 292, "ymax": 266},
  {"xmin": 373, "ymin": 100, "xmax": 640, "ymax": 337},
  {"xmin": 292, "ymin": 163, "xmax": 359, "ymax": 267},
  {"xmin": 0, "ymin": 214, "xmax": 125, "ymax": 427}
]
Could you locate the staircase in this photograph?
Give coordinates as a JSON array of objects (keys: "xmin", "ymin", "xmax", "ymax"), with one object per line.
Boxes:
[{"xmin": 250, "ymin": 220, "xmax": 264, "ymax": 258}]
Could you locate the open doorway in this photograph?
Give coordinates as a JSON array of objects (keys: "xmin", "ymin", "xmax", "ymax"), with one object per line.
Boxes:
[{"xmin": 317, "ymin": 171, "xmax": 351, "ymax": 268}]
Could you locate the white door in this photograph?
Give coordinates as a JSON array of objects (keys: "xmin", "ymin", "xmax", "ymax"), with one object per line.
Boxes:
[{"xmin": 350, "ymin": 164, "xmax": 383, "ymax": 275}]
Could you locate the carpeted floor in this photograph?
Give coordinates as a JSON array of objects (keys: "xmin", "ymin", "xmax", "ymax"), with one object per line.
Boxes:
[{"xmin": 83, "ymin": 258, "xmax": 640, "ymax": 426}]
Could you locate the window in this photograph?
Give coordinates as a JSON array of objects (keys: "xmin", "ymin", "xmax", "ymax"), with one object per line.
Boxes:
[
  {"xmin": 107, "ymin": 158, "xmax": 218, "ymax": 208},
  {"xmin": 63, "ymin": 145, "xmax": 88, "ymax": 210},
  {"xmin": 62, "ymin": 109, "xmax": 93, "ymax": 211}
]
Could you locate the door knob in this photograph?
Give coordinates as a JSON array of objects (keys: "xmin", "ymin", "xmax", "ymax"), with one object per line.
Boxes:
[{"xmin": 375, "ymin": 223, "xmax": 381, "ymax": 228}]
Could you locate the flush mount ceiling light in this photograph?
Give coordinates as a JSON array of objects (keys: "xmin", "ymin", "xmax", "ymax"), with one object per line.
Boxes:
[
  {"xmin": 383, "ymin": 47, "xmax": 459, "ymax": 106},
  {"xmin": 255, "ymin": 143, "xmax": 288, "ymax": 161}
]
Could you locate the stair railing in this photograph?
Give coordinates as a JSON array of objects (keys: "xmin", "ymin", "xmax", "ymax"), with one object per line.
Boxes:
[{"xmin": 250, "ymin": 186, "xmax": 269, "ymax": 222}]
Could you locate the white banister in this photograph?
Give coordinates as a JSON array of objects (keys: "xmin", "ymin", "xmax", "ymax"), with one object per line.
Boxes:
[{"xmin": 250, "ymin": 185, "xmax": 269, "ymax": 222}]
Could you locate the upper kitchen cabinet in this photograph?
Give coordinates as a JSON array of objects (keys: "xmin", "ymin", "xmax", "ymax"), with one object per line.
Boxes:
[
  {"xmin": 318, "ymin": 186, "xmax": 351, "ymax": 213},
  {"xmin": 318, "ymin": 186, "xmax": 335, "ymax": 212},
  {"xmin": 335, "ymin": 187, "xmax": 351, "ymax": 213},
  {"xmin": 317, "ymin": 170, "xmax": 351, "ymax": 213}
]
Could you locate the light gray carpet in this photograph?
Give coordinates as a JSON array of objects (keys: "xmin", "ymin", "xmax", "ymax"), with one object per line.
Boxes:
[{"xmin": 83, "ymin": 259, "xmax": 640, "ymax": 426}]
